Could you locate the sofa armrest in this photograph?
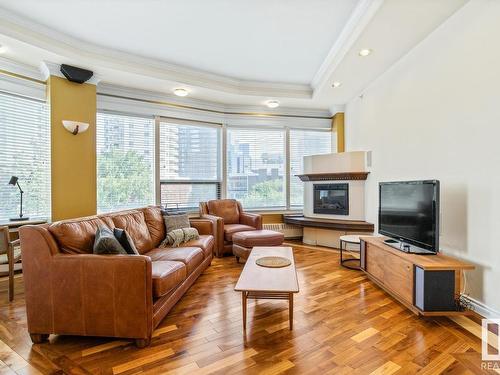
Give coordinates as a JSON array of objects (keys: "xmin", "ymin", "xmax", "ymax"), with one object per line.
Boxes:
[
  {"xmin": 200, "ymin": 214, "xmax": 224, "ymax": 257},
  {"xmin": 189, "ymin": 218, "xmax": 214, "ymax": 236},
  {"xmin": 240, "ymin": 212, "xmax": 263, "ymax": 230}
]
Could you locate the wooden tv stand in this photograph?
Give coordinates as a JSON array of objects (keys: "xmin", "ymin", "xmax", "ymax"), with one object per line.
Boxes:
[{"xmin": 360, "ymin": 236, "xmax": 475, "ymax": 316}]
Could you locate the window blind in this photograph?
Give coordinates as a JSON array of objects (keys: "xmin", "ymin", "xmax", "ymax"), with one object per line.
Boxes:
[
  {"xmin": 227, "ymin": 127, "xmax": 285, "ymax": 209},
  {"xmin": 96, "ymin": 112, "xmax": 155, "ymax": 213},
  {"xmin": 159, "ymin": 121, "xmax": 220, "ymax": 210},
  {"xmin": 0, "ymin": 91, "xmax": 50, "ymax": 221},
  {"xmin": 290, "ymin": 129, "xmax": 332, "ymax": 208}
]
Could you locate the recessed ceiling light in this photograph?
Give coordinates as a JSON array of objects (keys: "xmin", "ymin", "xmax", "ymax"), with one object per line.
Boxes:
[
  {"xmin": 173, "ymin": 88, "xmax": 189, "ymax": 97},
  {"xmin": 0, "ymin": 44, "xmax": 6, "ymax": 54},
  {"xmin": 359, "ymin": 49, "xmax": 372, "ymax": 57},
  {"xmin": 332, "ymin": 81, "xmax": 342, "ymax": 88},
  {"xmin": 266, "ymin": 100, "xmax": 280, "ymax": 109}
]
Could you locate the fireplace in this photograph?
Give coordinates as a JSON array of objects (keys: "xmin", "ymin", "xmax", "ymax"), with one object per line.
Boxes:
[{"xmin": 313, "ymin": 183, "xmax": 349, "ymax": 215}]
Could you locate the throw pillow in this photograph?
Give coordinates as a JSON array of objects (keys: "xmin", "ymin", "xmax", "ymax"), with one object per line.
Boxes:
[
  {"xmin": 163, "ymin": 213, "xmax": 190, "ymax": 233},
  {"xmin": 93, "ymin": 226, "xmax": 127, "ymax": 255},
  {"xmin": 113, "ymin": 228, "xmax": 139, "ymax": 255},
  {"xmin": 160, "ymin": 228, "xmax": 200, "ymax": 248}
]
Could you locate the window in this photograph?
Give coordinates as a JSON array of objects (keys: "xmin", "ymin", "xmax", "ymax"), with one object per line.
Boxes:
[
  {"xmin": 96, "ymin": 112, "xmax": 155, "ymax": 213},
  {"xmin": 290, "ymin": 129, "xmax": 332, "ymax": 208},
  {"xmin": 0, "ymin": 92, "xmax": 50, "ymax": 221},
  {"xmin": 159, "ymin": 120, "xmax": 221, "ymax": 210},
  {"xmin": 227, "ymin": 128, "xmax": 285, "ymax": 209}
]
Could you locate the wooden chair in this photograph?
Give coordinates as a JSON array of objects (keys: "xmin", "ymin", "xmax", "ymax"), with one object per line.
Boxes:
[{"xmin": 0, "ymin": 226, "xmax": 21, "ymax": 301}]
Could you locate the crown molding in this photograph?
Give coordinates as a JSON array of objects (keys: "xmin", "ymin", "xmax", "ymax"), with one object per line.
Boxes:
[
  {"xmin": 97, "ymin": 82, "xmax": 332, "ymax": 119},
  {"xmin": 0, "ymin": 7, "xmax": 312, "ymax": 99},
  {"xmin": 97, "ymin": 82, "xmax": 332, "ymax": 130},
  {"xmin": 40, "ymin": 61, "xmax": 102, "ymax": 85},
  {"xmin": 311, "ymin": 0, "xmax": 384, "ymax": 94},
  {"xmin": 0, "ymin": 55, "xmax": 43, "ymax": 81}
]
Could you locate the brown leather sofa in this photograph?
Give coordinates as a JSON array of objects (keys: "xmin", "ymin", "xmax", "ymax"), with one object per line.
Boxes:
[
  {"xmin": 19, "ymin": 206, "xmax": 215, "ymax": 347},
  {"xmin": 199, "ymin": 199, "xmax": 262, "ymax": 257}
]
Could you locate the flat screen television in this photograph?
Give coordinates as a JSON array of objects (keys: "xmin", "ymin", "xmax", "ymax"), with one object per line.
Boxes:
[{"xmin": 379, "ymin": 180, "xmax": 440, "ymax": 254}]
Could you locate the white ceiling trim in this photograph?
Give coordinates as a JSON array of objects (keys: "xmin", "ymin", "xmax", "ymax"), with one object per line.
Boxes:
[
  {"xmin": 311, "ymin": 0, "xmax": 384, "ymax": 94},
  {"xmin": 97, "ymin": 82, "xmax": 332, "ymax": 119},
  {"xmin": 0, "ymin": 7, "xmax": 312, "ymax": 99}
]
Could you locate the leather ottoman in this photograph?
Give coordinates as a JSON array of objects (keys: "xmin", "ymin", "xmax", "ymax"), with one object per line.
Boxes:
[{"xmin": 232, "ymin": 229, "xmax": 284, "ymax": 262}]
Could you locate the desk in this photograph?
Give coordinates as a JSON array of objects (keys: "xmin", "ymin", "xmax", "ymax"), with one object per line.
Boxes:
[{"xmin": 0, "ymin": 219, "xmax": 47, "ymax": 239}]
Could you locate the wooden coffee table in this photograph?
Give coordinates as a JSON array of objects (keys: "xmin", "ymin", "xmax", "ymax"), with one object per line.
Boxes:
[{"xmin": 234, "ymin": 246, "xmax": 299, "ymax": 331}]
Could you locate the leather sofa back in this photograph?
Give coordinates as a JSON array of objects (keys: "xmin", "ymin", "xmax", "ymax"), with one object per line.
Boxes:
[
  {"xmin": 48, "ymin": 216, "xmax": 109, "ymax": 254},
  {"xmin": 206, "ymin": 199, "xmax": 240, "ymax": 224},
  {"xmin": 48, "ymin": 206, "xmax": 166, "ymax": 255}
]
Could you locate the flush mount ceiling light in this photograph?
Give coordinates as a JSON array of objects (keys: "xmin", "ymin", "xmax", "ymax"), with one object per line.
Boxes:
[
  {"xmin": 266, "ymin": 100, "xmax": 280, "ymax": 109},
  {"xmin": 359, "ymin": 48, "xmax": 372, "ymax": 57},
  {"xmin": 332, "ymin": 81, "xmax": 342, "ymax": 88},
  {"xmin": 173, "ymin": 88, "xmax": 189, "ymax": 97}
]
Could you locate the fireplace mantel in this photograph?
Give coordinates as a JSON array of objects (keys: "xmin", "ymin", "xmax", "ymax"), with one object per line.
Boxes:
[{"xmin": 296, "ymin": 172, "xmax": 369, "ymax": 182}]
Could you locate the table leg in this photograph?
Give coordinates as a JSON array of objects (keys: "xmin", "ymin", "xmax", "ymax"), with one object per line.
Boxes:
[
  {"xmin": 242, "ymin": 291, "xmax": 247, "ymax": 331},
  {"xmin": 289, "ymin": 293, "xmax": 293, "ymax": 330}
]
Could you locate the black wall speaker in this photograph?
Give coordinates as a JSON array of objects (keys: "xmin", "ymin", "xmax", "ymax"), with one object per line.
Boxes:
[{"xmin": 60, "ymin": 64, "xmax": 93, "ymax": 84}]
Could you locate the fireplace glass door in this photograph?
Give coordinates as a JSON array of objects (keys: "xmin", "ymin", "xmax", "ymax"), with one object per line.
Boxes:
[{"xmin": 313, "ymin": 183, "xmax": 349, "ymax": 215}]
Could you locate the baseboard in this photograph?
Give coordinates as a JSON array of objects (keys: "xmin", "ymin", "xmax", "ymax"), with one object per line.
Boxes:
[{"xmin": 463, "ymin": 296, "xmax": 500, "ymax": 319}]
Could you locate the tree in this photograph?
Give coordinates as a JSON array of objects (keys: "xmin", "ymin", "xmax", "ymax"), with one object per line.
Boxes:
[
  {"xmin": 241, "ymin": 178, "xmax": 284, "ymax": 208},
  {"xmin": 98, "ymin": 148, "xmax": 153, "ymax": 212}
]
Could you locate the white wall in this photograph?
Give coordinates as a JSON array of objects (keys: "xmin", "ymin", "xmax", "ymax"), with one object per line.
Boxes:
[{"xmin": 345, "ymin": 0, "xmax": 500, "ymax": 315}]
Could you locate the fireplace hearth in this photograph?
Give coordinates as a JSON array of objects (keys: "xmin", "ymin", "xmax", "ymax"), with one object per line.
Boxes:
[{"xmin": 313, "ymin": 183, "xmax": 349, "ymax": 215}]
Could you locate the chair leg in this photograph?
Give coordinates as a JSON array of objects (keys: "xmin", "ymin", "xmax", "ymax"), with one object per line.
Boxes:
[
  {"xmin": 235, "ymin": 256, "xmax": 240, "ymax": 263},
  {"xmin": 30, "ymin": 333, "xmax": 49, "ymax": 344},
  {"xmin": 135, "ymin": 338, "xmax": 151, "ymax": 348},
  {"xmin": 7, "ymin": 245, "xmax": 14, "ymax": 302}
]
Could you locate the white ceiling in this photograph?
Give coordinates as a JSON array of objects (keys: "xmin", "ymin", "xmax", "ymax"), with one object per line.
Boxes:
[
  {"xmin": 0, "ymin": 0, "xmax": 469, "ymax": 112},
  {"xmin": 0, "ymin": 0, "xmax": 359, "ymax": 84}
]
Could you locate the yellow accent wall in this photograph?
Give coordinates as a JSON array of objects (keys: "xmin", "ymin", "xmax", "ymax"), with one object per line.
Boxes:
[
  {"xmin": 332, "ymin": 113, "xmax": 345, "ymax": 152},
  {"xmin": 47, "ymin": 76, "xmax": 97, "ymax": 221}
]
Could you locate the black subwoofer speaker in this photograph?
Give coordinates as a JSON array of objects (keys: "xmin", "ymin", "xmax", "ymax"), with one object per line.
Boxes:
[
  {"xmin": 415, "ymin": 267, "xmax": 456, "ymax": 311},
  {"xmin": 60, "ymin": 64, "xmax": 93, "ymax": 84}
]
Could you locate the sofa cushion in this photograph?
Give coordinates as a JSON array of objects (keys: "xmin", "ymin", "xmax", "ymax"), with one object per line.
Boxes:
[
  {"xmin": 93, "ymin": 226, "xmax": 127, "ymax": 255},
  {"xmin": 207, "ymin": 199, "xmax": 240, "ymax": 224},
  {"xmin": 49, "ymin": 216, "xmax": 108, "ymax": 254},
  {"xmin": 182, "ymin": 235, "xmax": 214, "ymax": 258},
  {"xmin": 151, "ymin": 261, "xmax": 186, "ymax": 298},
  {"xmin": 113, "ymin": 228, "xmax": 140, "ymax": 255},
  {"xmin": 140, "ymin": 206, "xmax": 165, "ymax": 248},
  {"xmin": 224, "ymin": 224, "xmax": 256, "ymax": 241},
  {"xmin": 147, "ymin": 247, "xmax": 204, "ymax": 275},
  {"xmin": 111, "ymin": 211, "xmax": 153, "ymax": 254},
  {"xmin": 163, "ymin": 213, "xmax": 190, "ymax": 233}
]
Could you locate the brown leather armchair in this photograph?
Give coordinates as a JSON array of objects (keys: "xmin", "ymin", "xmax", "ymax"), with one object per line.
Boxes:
[{"xmin": 199, "ymin": 199, "xmax": 262, "ymax": 257}]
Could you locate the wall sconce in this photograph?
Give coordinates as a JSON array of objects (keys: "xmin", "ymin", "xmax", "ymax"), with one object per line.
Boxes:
[{"xmin": 62, "ymin": 120, "xmax": 89, "ymax": 135}]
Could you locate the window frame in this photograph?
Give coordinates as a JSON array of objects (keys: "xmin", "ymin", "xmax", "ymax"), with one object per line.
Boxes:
[
  {"xmin": 225, "ymin": 124, "xmax": 288, "ymax": 211},
  {"xmin": 96, "ymin": 110, "xmax": 156, "ymax": 213},
  {"xmin": 155, "ymin": 116, "xmax": 223, "ymax": 211},
  {"xmin": 95, "ymin": 111, "xmax": 332, "ymax": 214},
  {"xmin": 0, "ymin": 90, "xmax": 51, "ymax": 221}
]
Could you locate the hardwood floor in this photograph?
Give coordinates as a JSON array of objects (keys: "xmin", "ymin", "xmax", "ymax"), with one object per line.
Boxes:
[{"xmin": 0, "ymin": 244, "xmax": 494, "ymax": 374}]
